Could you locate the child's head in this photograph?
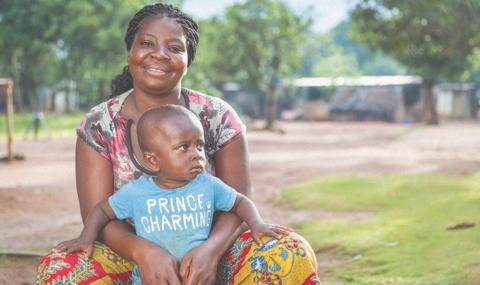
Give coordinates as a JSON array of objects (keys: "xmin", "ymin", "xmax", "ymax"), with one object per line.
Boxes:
[{"xmin": 137, "ymin": 105, "xmax": 205, "ymax": 183}]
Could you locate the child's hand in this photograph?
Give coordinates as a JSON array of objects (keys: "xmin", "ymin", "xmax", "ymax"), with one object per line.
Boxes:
[
  {"xmin": 249, "ymin": 222, "xmax": 292, "ymax": 246},
  {"xmin": 53, "ymin": 237, "xmax": 94, "ymax": 258}
]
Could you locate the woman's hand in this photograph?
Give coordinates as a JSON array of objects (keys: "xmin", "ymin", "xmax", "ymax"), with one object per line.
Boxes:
[
  {"xmin": 180, "ymin": 241, "xmax": 220, "ymax": 285},
  {"xmin": 133, "ymin": 239, "xmax": 181, "ymax": 285}
]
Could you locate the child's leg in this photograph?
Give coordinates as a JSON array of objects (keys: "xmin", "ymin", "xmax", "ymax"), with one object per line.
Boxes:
[{"xmin": 36, "ymin": 241, "xmax": 134, "ymax": 285}]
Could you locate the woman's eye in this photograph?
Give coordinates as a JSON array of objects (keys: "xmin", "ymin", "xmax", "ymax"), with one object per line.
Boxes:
[
  {"xmin": 140, "ymin": 41, "xmax": 154, "ymax": 47},
  {"xmin": 169, "ymin": 46, "xmax": 182, "ymax": 53}
]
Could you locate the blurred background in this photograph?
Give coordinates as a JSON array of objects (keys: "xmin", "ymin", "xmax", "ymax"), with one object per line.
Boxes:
[{"xmin": 1, "ymin": 1, "xmax": 479, "ymax": 284}]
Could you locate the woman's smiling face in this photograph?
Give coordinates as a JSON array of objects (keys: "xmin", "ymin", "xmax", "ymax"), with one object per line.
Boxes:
[{"xmin": 128, "ymin": 16, "xmax": 188, "ymax": 95}]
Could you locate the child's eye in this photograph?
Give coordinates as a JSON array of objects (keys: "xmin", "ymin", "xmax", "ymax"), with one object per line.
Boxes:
[
  {"xmin": 196, "ymin": 143, "xmax": 204, "ymax": 151},
  {"xmin": 178, "ymin": 144, "xmax": 188, "ymax": 151}
]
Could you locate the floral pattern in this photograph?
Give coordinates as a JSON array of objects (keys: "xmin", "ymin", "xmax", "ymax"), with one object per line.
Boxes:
[
  {"xmin": 37, "ymin": 89, "xmax": 320, "ymax": 284},
  {"xmin": 36, "ymin": 242, "xmax": 133, "ymax": 285},
  {"xmin": 37, "ymin": 233, "xmax": 320, "ymax": 285},
  {"xmin": 77, "ymin": 88, "xmax": 245, "ymax": 190},
  {"xmin": 218, "ymin": 232, "xmax": 321, "ymax": 285}
]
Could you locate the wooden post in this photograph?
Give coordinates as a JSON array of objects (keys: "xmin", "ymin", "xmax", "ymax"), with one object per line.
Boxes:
[
  {"xmin": 6, "ymin": 80, "xmax": 14, "ymax": 161},
  {"xmin": 1, "ymin": 78, "xmax": 14, "ymax": 161}
]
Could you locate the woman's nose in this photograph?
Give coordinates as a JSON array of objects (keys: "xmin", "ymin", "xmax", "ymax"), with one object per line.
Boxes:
[{"xmin": 150, "ymin": 46, "xmax": 170, "ymax": 60}]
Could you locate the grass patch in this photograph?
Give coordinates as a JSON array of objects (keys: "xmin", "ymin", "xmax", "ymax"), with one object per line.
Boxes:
[
  {"xmin": 281, "ymin": 173, "xmax": 480, "ymax": 284},
  {"xmin": 0, "ymin": 112, "xmax": 83, "ymax": 139}
]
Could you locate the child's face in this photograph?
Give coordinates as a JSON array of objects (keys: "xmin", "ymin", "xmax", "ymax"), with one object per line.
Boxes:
[{"xmin": 146, "ymin": 120, "xmax": 206, "ymax": 186}]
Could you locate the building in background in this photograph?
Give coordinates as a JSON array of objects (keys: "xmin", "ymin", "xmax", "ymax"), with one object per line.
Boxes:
[
  {"xmin": 436, "ymin": 83, "xmax": 478, "ymax": 119},
  {"xmin": 291, "ymin": 76, "xmax": 478, "ymax": 122}
]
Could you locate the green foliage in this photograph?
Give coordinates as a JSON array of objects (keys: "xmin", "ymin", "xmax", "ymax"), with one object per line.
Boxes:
[
  {"xmin": 311, "ymin": 34, "xmax": 361, "ymax": 77},
  {"xmin": 464, "ymin": 47, "xmax": 480, "ymax": 83},
  {"xmin": 218, "ymin": 0, "xmax": 310, "ymax": 89},
  {"xmin": 0, "ymin": 0, "xmax": 63, "ymax": 108},
  {"xmin": 192, "ymin": 0, "xmax": 311, "ymax": 123},
  {"xmin": 331, "ymin": 20, "xmax": 406, "ymax": 76},
  {"xmin": 0, "ymin": 0, "xmax": 311, "ymax": 116},
  {"xmin": 0, "ymin": 1, "xmax": 184, "ymax": 109},
  {"xmin": 350, "ymin": 0, "xmax": 480, "ymax": 82},
  {"xmin": 181, "ymin": 18, "xmax": 225, "ymax": 98},
  {"xmin": 281, "ymin": 173, "xmax": 480, "ymax": 284},
  {"xmin": 301, "ymin": 20, "xmax": 405, "ymax": 78}
]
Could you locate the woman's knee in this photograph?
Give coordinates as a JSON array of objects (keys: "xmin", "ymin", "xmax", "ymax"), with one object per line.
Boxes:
[
  {"xmin": 245, "ymin": 231, "xmax": 320, "ymax": 284},
  {"xmin": 255, "ymin": 231, "xmax": 317, "ymax": 266},
  {"xmin": 35, "ymin": 242, "xmax": 133, "ymax": 285}
]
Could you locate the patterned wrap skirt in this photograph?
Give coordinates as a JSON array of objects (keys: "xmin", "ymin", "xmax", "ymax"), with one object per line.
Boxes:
[{"xmin": 36, "ymin": 231, "xmax": 320, "ymax": 285}]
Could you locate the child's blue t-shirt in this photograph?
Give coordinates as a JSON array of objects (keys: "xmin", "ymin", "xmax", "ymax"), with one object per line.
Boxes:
[
  {"xmin": 109, "ymin": 172, "xmax": 237, "ymax": 260},
  {"xmin": 108, "ymin": 172, "xmax": 237, "ymax": 284}
]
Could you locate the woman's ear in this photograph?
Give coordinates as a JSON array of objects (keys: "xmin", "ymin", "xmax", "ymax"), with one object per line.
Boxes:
[{"xmin": 143, "ymin": 152, "xmax": 161, "ymax": 172}]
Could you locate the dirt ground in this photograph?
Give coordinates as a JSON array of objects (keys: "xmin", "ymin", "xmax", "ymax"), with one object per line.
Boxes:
[{"xmin": 1, "ymin": 120, "xmax": 480, "ymax": 284}]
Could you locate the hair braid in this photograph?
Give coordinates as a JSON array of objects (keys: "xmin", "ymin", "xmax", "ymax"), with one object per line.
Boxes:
[{"xmin": 110, "ymin": 3, "xmax": 199, "ymax": 98}]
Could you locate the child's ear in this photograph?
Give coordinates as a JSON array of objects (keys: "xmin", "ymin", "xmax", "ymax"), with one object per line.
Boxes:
[{"xmin": 143, "ymin": 152, "xmax": 161, "ymax": 172}]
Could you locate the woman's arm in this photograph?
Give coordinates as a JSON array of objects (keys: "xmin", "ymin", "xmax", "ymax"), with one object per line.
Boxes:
[
  {"xmin": 76, "ymin": 138, "xmax": 181, "ymax": 285},
  {"xmin": 54, "ymin": 201, "xmax": 116, "ymax": 258},
  {"xmin": 180, "ymin": 134, "xmax": 251, "ymax": 285},
  {"xmin": 76, "ymin": 137, "xmax": 137, "ymax": 258},
  {"xmin": 207, "ymin": 133, "xmax": 252, "ymax": 250}
]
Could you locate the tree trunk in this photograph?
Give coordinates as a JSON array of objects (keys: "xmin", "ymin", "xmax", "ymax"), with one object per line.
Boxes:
[
  {"xmin": 98, "ymin": 80, "xmax": 108, "ymax": 101},
  {"xmin": 265, "ymin": 85, "xmax": 277, "ymax": 129},
  {"xmin": 18, "ymin": 70, "xmax": 35, "ymax": 112},
  {"xmin": 10, "ymin": 53, "xmax": 22, "ymax": 111},
  {"xmin": 422, "ymin": 81, "xmax": 438, "ymax": 125},
  {"xmin": 469, "ymin": 90, "xmax": 478, "ymax": 119}
]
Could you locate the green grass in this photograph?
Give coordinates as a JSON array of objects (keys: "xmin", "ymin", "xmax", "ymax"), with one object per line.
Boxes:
[
  {"xmin": 0, "ymin": 112, "xmax": 83, "ymax": 139},
  {"xmin": 281, "ymin": 173, "xmax": 480, "ymax": 285}
]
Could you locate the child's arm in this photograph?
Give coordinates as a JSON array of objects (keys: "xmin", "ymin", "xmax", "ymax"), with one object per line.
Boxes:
[
  {"xmin": 231, "ymin": 193, "xmax": 291, "ymax": 246},
  {"xmin": 54, "ymin": 201, "xmax": 117, "ymax": 258}
]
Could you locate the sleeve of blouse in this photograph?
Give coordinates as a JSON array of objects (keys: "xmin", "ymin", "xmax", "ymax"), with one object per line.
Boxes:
[
  {"xmin": 76, "ymin": 103, "xmax": 111, "ymax": 161},
  {"xmin": 211, "ymin": 98, "xmax": 247, "ymax": 153}
]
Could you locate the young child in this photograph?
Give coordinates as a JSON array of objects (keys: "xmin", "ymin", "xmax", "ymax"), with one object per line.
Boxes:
[{"xmin": 55, "ymin": 105, "xmax": 289, "ymax": 284}]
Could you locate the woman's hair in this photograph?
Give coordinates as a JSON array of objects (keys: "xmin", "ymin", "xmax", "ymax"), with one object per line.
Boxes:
[{"xmin": 110, "ymin": 3, "xmax": 199, "ymax": 97}]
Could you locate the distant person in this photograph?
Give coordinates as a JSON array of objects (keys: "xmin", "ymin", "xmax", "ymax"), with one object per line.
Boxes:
[
  {"xmin": 0, "ymin": 89, "xmax": 4, "ymax": 112},
  {"xmin": 54, "ymin": 105, "xmax": 291, "ymax": 285},
  {"xmin": 36, "ymin": 3, "xmax": 320, "ymax": 284}
]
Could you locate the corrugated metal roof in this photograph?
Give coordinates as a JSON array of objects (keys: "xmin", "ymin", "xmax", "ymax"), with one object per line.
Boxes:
[{"xmin": 294, "ymin": 76, "xmax": 422, "ymax": 87}]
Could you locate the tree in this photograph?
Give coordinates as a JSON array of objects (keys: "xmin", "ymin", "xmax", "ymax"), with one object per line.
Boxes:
[
  {"xmin": 197, "ymin": 0, "xmax": 311, "ymax": 129},
  {"xmin": 330, "ymin": 20, "xmax": 405, "ymax": 76},
  {"xmin": 57, "ymin": 1, "xmax": 146, "ymax": 105},
  {"xmin": 300, "ymin": 20, "xmax": 405, "ymax": 78},
  {"xmin": 59, "ymin": 0, "xmax": 184, "ymax": 105},
  {"xmin": 0, "ymin": 0, "xmax": 61, "ymax": 110},
  {"xmin": 0, "ymin": 0, "xmax": 183, "ymax": 111},
  {"xmin": 350, "ymin": 0, "xmax": 480, "ymax": 124},
  {"xmin": 310, "ymin": 33, "xmax": 361, "ymax": 77}
]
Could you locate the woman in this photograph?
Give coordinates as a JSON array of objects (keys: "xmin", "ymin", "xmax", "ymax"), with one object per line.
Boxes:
[{"xmin": 36, "ymin": 3, "xmax": 320, "ymax": 285}]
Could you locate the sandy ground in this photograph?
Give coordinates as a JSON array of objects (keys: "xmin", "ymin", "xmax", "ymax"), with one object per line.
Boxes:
[{"xmin": 1, "ymin": 120, "xmax": 480, "ymax": 284}]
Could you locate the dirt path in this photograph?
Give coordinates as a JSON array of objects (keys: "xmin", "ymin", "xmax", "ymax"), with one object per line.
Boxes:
[{"xmin": 1, "ymin": 121, "xmax": 480, "ymax": 284}]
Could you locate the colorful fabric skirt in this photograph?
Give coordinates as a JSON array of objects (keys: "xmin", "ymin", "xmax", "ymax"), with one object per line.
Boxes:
[{"xmin": 36, "ymin": 231, "xmax": 320, "ymax": 285}]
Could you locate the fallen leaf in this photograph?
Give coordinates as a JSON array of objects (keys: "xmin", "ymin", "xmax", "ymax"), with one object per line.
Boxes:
[{"xmin": 446, "ymin": 222, "xmax": 475, "ymax": 231}]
